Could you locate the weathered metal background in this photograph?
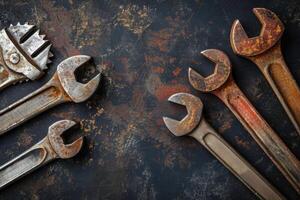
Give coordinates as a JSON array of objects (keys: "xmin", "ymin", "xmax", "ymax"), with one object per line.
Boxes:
[{"xmin": 0, "ymin": 0, "xmax": 299, "ymax": 199}]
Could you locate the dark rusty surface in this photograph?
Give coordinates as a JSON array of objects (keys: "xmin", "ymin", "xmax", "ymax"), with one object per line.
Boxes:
[{"xmin": 0, "ymin": 0, "xmax": 300, "ymax": 199}]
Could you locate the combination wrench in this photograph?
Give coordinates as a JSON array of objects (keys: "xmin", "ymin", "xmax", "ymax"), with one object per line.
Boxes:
[
  {"xmin": 0, "ymin": 120, "xmax": 83, "ymax": 189},
  {"xmin": 0, "ymin": 55, "xmax": 100, "ymax": 136},
  {"xmin": 231, "ymin": 8, "xmax": 300, "ymax": 134},
  {"xmin": 188, "ymin": 49, "xmax": 300, "ymax": 194},
  {"xmin": 163, "ymin": 93, "xmax": 285, "ymax": 200}
]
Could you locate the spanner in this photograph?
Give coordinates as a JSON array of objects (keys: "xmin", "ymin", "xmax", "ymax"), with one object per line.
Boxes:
[
  {"xmin": 230, "ymin": 8, "xmax": 300, "ymax": 135},
  {"xmin": 0, "ymin": 22, "xmax": 52, "ymax": 90},
  {"xmin": 163, "ymin": 93, "xmax": 285, "ymax": 200},
  {"xmin": 0, "ymin": 120, "xmax": 83, "ymax": 190},
  {"xmin": 0, "ymin": 55, "xmax": 100, "ymax": 136},
  {"xmin": 188, "ymin": 49, "xmax": 300, "ymax": 194}
]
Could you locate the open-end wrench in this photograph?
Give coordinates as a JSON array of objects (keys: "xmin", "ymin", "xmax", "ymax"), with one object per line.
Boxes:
[
  {"xmin": 188, "ymin": 49, "xmax": 300, "ymax": 194},
  {"xmin": 0, "ymin": 120, "xmax": 83, "ymax": 190},
  {"xmin": 230, "ymin": 8, "xmax": 300, "ymax": 135},
  {"xmin": 163, "ymin": 93, "xmax": 285, "ymax": 200},
  {"xmin": 0, "ymin": 22, "xmax": 52, "ymax": 90},
  {"xmin": 0, "ymin": 55, "xmax": 100, "ymax": 136}
]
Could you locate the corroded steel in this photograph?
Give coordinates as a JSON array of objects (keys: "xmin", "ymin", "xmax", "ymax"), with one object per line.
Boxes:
[
  {"xmin": 230, "ymin": 8, "xmax": 300, "ymax": 135},
  {"xmin": 0, "ymin": 55, "xmax": 101, "ymax": 135},
  {"xmin": 189, "ymin": 49, "xmax": 300, "ymax": 194}
]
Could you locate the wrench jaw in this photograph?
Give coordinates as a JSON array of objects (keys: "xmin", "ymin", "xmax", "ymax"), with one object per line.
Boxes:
[
  {"xmin": 188, "ymin": 49, "xmax": 231, "ymax": 92},
  {"xmin": 48, "ymin": 120, "xmax": 83, "ymax": 159},
  {"xmin": 163, "ymin": 93, "xmax": 203, "ymax": 136},
  {"xmin": 230, "ymin": 8, "xmax": 284, "ymax": 57},
  {"xmin": 57, "ymin": 55, "xmax": 101, "ymax": 103}
]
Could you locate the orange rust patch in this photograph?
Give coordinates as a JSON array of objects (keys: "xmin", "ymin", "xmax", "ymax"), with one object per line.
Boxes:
[
  {"xmin": 146, "ymin": 29, "xmax": 172, "ymax": 52},
  {"xmin": 155, "ymin": 84, "xmax": 189, "ymax": 101},
  {"xmin": 172, "ymin": 67, "xmax": 182, "ymax": 77},
  {"xmin": 152, "ymin": 66, "xmax": 165, "ymax": 74}
]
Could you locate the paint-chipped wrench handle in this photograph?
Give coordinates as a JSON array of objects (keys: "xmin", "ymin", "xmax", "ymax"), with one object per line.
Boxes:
[{"xmin": 0, "ymin": 120, "xmax": 83, "ymax": 190}]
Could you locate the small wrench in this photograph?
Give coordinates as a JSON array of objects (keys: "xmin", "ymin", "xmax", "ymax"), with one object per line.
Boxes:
[
  {"xmin": 0, "ymin": 120, "xmax": 83, "ymax": 190},
  {"xmin": 0, "ymin": 55, "xmax": 100, "ymax": 136},
  {"xmin": 230, "ymin": 8, "xmax": 300, "ymax": 135},
  {"xmin": 163, "ymin": 93, "xmax": 285, "ymax": 200},
  {"xmin": 188, "ymin": 49, "xmax": 300, "ymax": 194}
]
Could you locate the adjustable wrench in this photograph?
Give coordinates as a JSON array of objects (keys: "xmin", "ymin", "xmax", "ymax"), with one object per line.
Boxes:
[
  {"xmin": 230, "ymin": 8, "xmax": 300, "ymax": 135},
  {"xmin": 0, "ymin": 120, "xmax": 83, "ymax": 189},
  {"xmin": 163, "ymin": 93, "xmax": 285, "ymax": 200},
  {"xmin": 0, "ymin": 55, "xmax": 100, "ymax": 136},
  {"xmin": 0, "ymin": 22, "xmax": 52, "ymax": 90},
  {"xmin": 188, "ymin": 49, "xmax": 300, "ymax": 194}
]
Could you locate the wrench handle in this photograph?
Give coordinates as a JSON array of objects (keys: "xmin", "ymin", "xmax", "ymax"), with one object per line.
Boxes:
[
  {"xmin": 215, "ymin": 81, "xmax": 300, "ymax": 194},
  {"xmin": 190, "ymin": 118, "xmax": 285, "ymax": 200},
  {"xmin": 251, "ymin": 43, "xmax": 300, "ymax": 134},
  {"xmin": 0, "ymin": 138, "xmax": 55, "ymax": 190},
  {"xmin": 0, "ymin": 74, "xmax": 69, "ymax": 135}
]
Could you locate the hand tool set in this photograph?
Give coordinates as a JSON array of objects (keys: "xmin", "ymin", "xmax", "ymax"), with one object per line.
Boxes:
[
  {"xmin": 0, "ymin": 25, "xmax": 101, "ymax": 190},
  {"xmin": 163, "ymin": 8, "xmax": 300, "ymax": 199},
  {"xmin": 0, "ymin": 6, "xmax": 299, "ymax": 199}
]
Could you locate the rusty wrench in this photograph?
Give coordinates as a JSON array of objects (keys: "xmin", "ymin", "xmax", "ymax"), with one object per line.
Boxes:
[
  {"xmin": 163, "ymin": 93, "xmax": 285, "ymax": 200},
  {"xmin": 0, "ymin": 55, "xmax": 100, "ymax": 136},
  {"xmin": 188, "ymin": 49, "xmax": 300, "ymax": 194},
  {"xmin": 230, "ymin": 8, "xmax": 300, "ymax": 134},
  {"xmin": 0, "ymin": 120, "xmax": 83, "ymax": 190}
]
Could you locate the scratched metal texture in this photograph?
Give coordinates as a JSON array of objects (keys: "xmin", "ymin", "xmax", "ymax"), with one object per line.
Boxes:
[{"xmin": 0, "ymin": 0, "xmax": 299, "ymax": 199}]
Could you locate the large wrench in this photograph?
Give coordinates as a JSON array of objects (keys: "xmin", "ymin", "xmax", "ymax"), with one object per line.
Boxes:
[
  {"xmin": 0, "ymin": 120, "xmax": 83, "ymax": 190},
  {"xmin": 0, "ymin": 55, "xmax": 100, "ymax": 136},
  {"xmin": 230, "ymin": 8, "xmax": 300, "ymax": 135},
  {"xmin": 188, "ymin": 49, "xmax": 300, "ymax": 194},
  {"xmin": 163, "ymin": 93, "xmax": 285, "ymax": 200}
]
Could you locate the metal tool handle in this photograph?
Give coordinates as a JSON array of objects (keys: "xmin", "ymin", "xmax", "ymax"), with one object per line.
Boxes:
[
  {"xmin": 250, "ymin": 43, "xmax": 300, "ymax": 134},
  {"xmin": 0, "ymin": 138, "xmax": 54, "ymax": 190},
  {"xmin": 0, "ymin": 74, "xmax": 68, "ymax": 135},
  {"xmin": 190, "ymin": 118, "xmax": 285, "ymax": 200},
  {"xmin": 216, "ymin": 81, "xmax": 300, "ymax": 194}
]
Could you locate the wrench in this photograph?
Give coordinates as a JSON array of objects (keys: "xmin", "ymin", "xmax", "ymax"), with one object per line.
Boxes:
[
  {"xmin": 163, "ymin": 93, "xmax": 285, "ymax": 200},
  {"xmin": 188, "ymin": 49, "xmax": 300, "ymax": 194},
  {"xmin": 0, "ymin": 120, "xmax": 83, "ymax": 190},
  {"xmin": 0, "ymin": 22, "xmax": 52, "ymax": 90},
  {"xmin": 230, "ymin": 8, "xmax": 300, "ymax": 135},
  {"xmin": 0, "ymin": 55, "xmax": 100, "ymax": 136}
]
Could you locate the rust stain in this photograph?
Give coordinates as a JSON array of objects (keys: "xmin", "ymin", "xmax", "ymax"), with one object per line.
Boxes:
[
  {"xmin": 115, "ymin": 4, "xmax": 153, "ymax": 35},
  {"xmin": 146, "ymin": 74, "xmax": 189, "ymax": 101},
  {"xmin": 146, "ymin": 29, "xmax": 172, "ymax": 52},
  {"xmin": 234, "ymin": 136, "xmax": 251, "ymax": 150},
  {"xmin": 38, "ymin": 0, "xmax": 81, "ymax": 55},
  {"xmin": 17, "ymin": 132, "xmax": 33, "ymax": 147},
  {"xmin": 172, "ymin": 67, "xmax": 182, "ymax": 77},
  {"xmin": 152, "ymin": 66, "xmax": 164, "ymax": 74}
]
